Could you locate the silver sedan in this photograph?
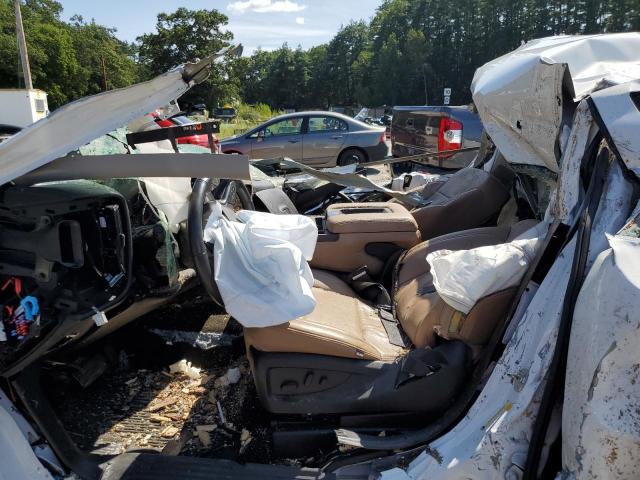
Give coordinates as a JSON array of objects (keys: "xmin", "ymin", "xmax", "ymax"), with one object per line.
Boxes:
[{"xmin": 219, "ymin": 111, "xmax": 388, "ymax": 167}]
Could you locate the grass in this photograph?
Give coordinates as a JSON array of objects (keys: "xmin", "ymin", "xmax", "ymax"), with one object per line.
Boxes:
[
  {"xmin": 209, "ymin": 103, "xmax": 284, "ymax": 139},
  {"xmin": 218, "ymin": 119, "xmax": 257, "ymax": 139}
]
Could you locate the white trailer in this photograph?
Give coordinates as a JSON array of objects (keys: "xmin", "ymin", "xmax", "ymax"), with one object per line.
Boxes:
[{"xmin": 0, "ymin": 89, "xmax": 48, "ymax": 128}]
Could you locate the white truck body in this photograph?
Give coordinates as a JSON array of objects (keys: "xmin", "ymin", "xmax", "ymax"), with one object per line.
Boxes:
[{"xmin": 0, "ymin": 89, "xmax": 48, "ymax": 128}]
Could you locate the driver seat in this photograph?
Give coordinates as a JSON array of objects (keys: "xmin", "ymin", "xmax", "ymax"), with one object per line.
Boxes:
[{"xmin": 244, "ymin": 220, "xmax": 537, "ymax": 415}]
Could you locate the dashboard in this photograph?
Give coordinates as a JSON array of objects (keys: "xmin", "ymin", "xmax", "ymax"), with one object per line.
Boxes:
[{"xmin": 0, "ymin": 179, "xmax": 179, "ymax": 372}]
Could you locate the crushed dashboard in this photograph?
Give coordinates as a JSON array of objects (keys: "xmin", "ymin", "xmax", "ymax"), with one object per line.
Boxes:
[{"xmin": 0, "ymin": 180, "xmax": 133, "ymax": 370}]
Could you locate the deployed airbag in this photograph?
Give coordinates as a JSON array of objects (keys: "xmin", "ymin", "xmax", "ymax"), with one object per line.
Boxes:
[
  {"xmin": 427, "ymin": 222, "xmax": 547, "ymax": 313},
  {"xmin": 204, "ymin": 203, "xmax": 318, "ymax": 327}
]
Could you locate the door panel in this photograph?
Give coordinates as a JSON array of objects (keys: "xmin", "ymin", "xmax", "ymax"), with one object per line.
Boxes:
[
  {"xmin": 250, "ymin": 117, "xmax": 303, "ymax": 161},
  {"xmin": 302, "ymin": 116, "xmax": 348, "ymax": 166}
]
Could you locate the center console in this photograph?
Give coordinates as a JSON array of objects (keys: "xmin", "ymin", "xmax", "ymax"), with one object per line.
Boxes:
[{"xmin": 311, "ymin": 203, "xmax": 421, "ymax": 274}]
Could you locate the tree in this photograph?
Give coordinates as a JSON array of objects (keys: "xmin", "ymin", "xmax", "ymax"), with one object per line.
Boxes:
[
  {"xmin": 69, "ymin": 16, "xmax": 139, "ymax": 95},
  {"xmin": 137, "ymin": 8, "xmax": 232, "ymax": 74},
  {"xmin": 0, "ymin": 0, "xmax": 142, "ymax": 109},
  {"xmin": 373, "ymin": 33, "xmax": 403, "ymax": 105},
  {"xmin": 137, "ymin": 7, "xmax": 234, "ymax": 108},
  {"xmin": 325, "ymin": 21, "xmax": 370, "ymax": 106},
  {"xmin": 306, "ymin": 45, "xmax": 330, "ymax": 108}
]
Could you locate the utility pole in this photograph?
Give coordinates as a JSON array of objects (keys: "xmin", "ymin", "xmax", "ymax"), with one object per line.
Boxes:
[
  {"xmin": 14, "ymin": 0, "xmax": 33, "ymax": 89},
  {"xmin": 101, "ymin": 56, "xmax": 108, "ymax": 91},
  {"xmin": 422, "ymin": 63, "xmax": 429, "ymax": 105}
]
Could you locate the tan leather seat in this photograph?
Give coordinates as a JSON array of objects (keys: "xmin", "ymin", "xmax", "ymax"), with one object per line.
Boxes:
[
  {"xmin": 410, "ymin": 167, "xmax": 511, "ymax": 239},
  {"xmin": 394, "ymin": 220, "xmax": 537, "ymax": 351},
  {"xmin": 244, "ymin": 269, "xmax": 405, "ymax": 361},
  {"xmin": 245, "ymin": 220, "xmax": 538, "ymax": 361}
]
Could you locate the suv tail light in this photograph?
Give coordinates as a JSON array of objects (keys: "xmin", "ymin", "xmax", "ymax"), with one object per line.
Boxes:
[
  {"xmin": 379, "ymin": 131, "xmax": 386, "ymax": 143},
  {"xmin": 438, "ymin": 117, "xmax": 463, "ymax": 157}
]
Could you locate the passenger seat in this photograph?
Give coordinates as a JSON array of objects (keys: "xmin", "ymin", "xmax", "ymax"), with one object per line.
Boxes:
[
  {"xmin": 409, "ymin": 167, "xmax": 511, "ymax": 238},
  {"xmin": 394, "ymin": 219, "xmax": 539, "ymax": 354}
]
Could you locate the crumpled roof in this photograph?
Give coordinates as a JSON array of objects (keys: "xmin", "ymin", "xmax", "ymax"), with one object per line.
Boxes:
[{"xmin": 471, "ymin": 33, "xmax": 640, "ymax": 172}]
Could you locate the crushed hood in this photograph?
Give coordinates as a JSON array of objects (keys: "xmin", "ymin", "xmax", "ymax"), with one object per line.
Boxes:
[
  {"xmin": 472, "ymin": 33, "xmax": 640, "ymax": 172},
  {"xmin": 0, "ymin": 46, "xmax": 239, "ymax": 186}
]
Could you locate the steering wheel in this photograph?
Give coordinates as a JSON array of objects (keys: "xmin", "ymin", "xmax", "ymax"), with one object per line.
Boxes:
[{"xmin": 187, "ymin": 178, "xmax": 254, "ymax": 307}]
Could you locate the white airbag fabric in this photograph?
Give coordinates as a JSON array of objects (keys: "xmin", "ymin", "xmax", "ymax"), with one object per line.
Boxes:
[
  {"xmin": 204, "ymin": 203, "xmax": 318, "ymax": 327},
  {"xmin": 427, "ymin": 222, "xmax": 547, "ymax": 313}
]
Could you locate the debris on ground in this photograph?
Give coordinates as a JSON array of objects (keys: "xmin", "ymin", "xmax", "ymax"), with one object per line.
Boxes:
[
  {"xmin": 46, "ymin": 294, "xmax": 272, "ymax": 462},
  {"xmin": 149, "ymin": 328, "xmax": 235, "ymax": 350},
  {"xmin": 48, "ymin": 351, "xmax": 271, "ymax": 461},
  {"xmin": 168, "ymin": 359, "xmax": 201, "ymax": 379},
  {"xmin": 161, "ymin": 425, "xmax": 180, "ymax": 438},
  {"xmin": 239, "ymin": 428, "xmax": 252, "ymax": 454},
  {"xmin": 215, "ymin": 367, "xmax": 241, "ymax": 387}
]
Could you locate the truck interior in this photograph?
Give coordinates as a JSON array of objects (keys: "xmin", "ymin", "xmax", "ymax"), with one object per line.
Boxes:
[
  {"xmin": 3, "ymin": 37, "xmax": 637, "ymax": 479},
  {"xmin": 0, "ymin": 138, "xmax": 557, "ymax": 479}
]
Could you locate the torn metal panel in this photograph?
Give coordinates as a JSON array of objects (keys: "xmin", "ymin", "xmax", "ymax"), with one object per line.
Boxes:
[
  {"xmin": 474, "ymin": 60, "xmax": 566, "ymax": 172},
  {"xmin": 0, "ymin": 51, "xmax": 224, "ymax": 186},
  {"xmin": 149, "ymin": 329, "xmax": 235, "ymax": 350},
  {"xmin": 562, "ymin": 205, "xmax": 640, "ymax": 480},
  {"xmin": 586, "ymin": 152, "xmax": 635, "ymax": 269},
  {"xmin": 547, "ymin": 101, "xmax": 595, "ymax": 223},
  {"xmin": 590, "ymin": 80, "xmax": 640, "ymax": 179},
  {"xmin": 472, "ymin": 33, "xmax": 640, "ymax": 172},
  {"xmin": 0, "ymin": 395, "xmax": 53, "ymax": 479},
  {"xmin": 267, "ymin": 157, "xmax": 427, "ymax": 208}
]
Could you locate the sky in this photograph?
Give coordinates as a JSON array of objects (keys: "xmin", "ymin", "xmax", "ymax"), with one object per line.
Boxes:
[{"xmin": 58, "ymin": 0, "xmax": 383, "ymax": 54}]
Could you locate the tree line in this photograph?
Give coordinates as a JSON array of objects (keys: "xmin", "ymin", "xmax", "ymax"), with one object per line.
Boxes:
[
  {"xmin": 0, "ymin": 0, "xmax": 637, "ymax": 111},
  {"xmin": 236, "ymin": 0, "xmax": 639, "ymax": 109}
]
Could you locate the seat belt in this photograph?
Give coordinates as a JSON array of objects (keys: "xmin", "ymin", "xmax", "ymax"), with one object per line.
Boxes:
[
  {"xmin": 343, "ymin": 265, "xmax": 409, "ymax": 348},
  {"xmin": 344, "ymin": 266, "xmax": 391, "ymax": 307},
  {"xmin": 378, "ymin": 307, "xmax": 409, "ymax": 347}
]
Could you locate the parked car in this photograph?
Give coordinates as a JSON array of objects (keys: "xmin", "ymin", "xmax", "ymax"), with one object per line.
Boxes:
[
  {"xmin": 153, "ymin": 112, "xmax": 221, "ymax": 152},
  {"xmin": 391, "ymin": 105, "xmax": 482, "ymax": 169},
  {"xmin": 219, "ymin": 111, "xmax": 387, "ymax": 166},
  {"xmin": 212, "ymin": 106, "xmax": 237, "ymax": 122}
]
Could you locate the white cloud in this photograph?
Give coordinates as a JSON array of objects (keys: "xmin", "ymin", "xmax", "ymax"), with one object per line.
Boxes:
[
  {"xmin": 295, "ymin": 16, "xmax": 305, "ymax": 24},
  {"xmin": 230, "ymin": 23, "xmax": 329, "ymax": 38},
  {"xmin": 228, "ymin": 0, "xmax": 306, "ymax": 14}
]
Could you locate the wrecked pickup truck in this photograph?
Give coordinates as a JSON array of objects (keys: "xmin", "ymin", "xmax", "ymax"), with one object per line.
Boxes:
[{"xmin": 1, "ymin": 33, "xmax": 640, "ymax": 480}]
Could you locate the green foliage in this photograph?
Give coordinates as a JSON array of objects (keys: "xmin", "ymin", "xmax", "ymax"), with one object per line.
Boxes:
[
  {"xmin": 238, "ymin": 0, "xmax": 639, "ymax": 108},
  {"xmin": 137, "ymin": 7, "xmax": 234, "ymax": 109},
  {"xmin": 0, "ymin": 0, "xmax": 637, "ymax": 114},
  {"xmin": 217, "ymin": 103, "xmax": 284, "ymax": 139},
  {"xmin": 236, "ymin": 102, "xmax": 278, "ymax": 123},
  {"xmin": 136, "ymin": 7, "xmax": 232, "ymax": 75},
  {"xmin": 0, "ymin": 0, "xmax": 140, "ymax": 109}
]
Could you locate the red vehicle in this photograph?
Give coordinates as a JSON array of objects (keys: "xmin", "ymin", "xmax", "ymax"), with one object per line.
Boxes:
[{"xmin": 153, "ymin": 114, "xmax": 221, "ymax": 153}]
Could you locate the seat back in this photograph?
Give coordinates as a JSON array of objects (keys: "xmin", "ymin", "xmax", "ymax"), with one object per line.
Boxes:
[
  {"xmin": 411, "ymin": 168, "xmax": 511, "ymax": 239},
  {"xmin": 393, "ymin": 220, "xmax": 538, "ymax": 351}
]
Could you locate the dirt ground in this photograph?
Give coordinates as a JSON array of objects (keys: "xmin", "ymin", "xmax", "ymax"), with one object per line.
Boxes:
[{"xmin": 45, "ymin": 291, "xmax": 279, "ymax": 465}]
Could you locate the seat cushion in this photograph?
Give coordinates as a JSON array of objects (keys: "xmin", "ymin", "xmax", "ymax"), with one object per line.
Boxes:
[
  {"xmin": 244, "ymin": 269, "xmax": 406, "ymax": 361},
  {"xmin": 411, "ymin": 168, "xmax": 510, "ymax": 239},
  {"xmin": 394, "ymin": 221, "xmax": 536, "ymax": 349}
]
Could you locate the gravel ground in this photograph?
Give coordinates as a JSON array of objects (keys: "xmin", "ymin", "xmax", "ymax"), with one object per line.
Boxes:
[{"xmin": 46, "ymin": 292, "xmax": 275, "ymax": 464}]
